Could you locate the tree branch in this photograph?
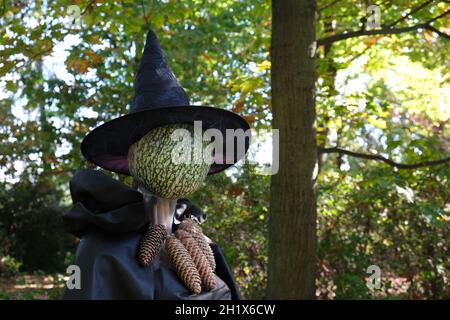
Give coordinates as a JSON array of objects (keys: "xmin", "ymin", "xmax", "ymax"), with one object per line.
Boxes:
[
  {"xmin": 424, "ymin": 24, "xmax": 450, "ymax": 39},
  {"xmin": 318, "ymin": 25, "xmax": 425, "ymax": 45},
  {"xmin": 1, "ymin": 0, "xmax": 6, "ymax": 17},
  {"xmin": 386, "ymin": 0, "xmax": 434, "ymax": 28},
  {"xmin": 317, "ymin": 0, "xmax": 344, "ymax": 12},
  {"xmin": 317, "ymin": 9, "xmax": 450, "ymax": 45},
  {"xmin": 422, "ymin": 8, "xmax": 450, "ymax": 24},
  {"xmin": 141, "ymin": 0, "xmax": 150, "ymax": 28},
  {"xmin": 81, "ymin": 0, "xmax": 97, "ymax": 16},
  {"xmin": 318, "ymin": 147, "xmax": 450, "ymax": 169}
]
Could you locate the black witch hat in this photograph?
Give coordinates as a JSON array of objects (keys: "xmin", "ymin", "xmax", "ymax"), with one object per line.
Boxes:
[{"xmin": 81, "ymin": 29, "xmax": 250, "ymax": 175}]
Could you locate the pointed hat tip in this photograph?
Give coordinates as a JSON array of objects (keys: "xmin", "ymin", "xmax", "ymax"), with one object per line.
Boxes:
[{"xmin": 131, "ymin": 29, "xmax": 189, "ymax": 112}]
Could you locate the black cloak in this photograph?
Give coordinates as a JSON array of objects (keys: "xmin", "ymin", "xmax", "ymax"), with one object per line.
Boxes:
[{"xmin": 62, "ymin": 169, "xmax": 240, "ymax": 300}]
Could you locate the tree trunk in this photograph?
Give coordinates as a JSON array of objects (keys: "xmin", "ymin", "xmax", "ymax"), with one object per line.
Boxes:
[{"xmin": 268, "ymin": 0, "xmax": 317, "ymax": 299}]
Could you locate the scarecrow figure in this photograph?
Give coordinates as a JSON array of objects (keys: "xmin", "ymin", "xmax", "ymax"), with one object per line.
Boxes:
[{"xmin": 62, "ymin": 29, "xmax": 250, "ymax": 299}]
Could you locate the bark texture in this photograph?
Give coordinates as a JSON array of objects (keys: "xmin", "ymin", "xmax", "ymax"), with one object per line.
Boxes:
[{"xmin": 268, "ymin": 0, "xmax": 318, "ymax": 299}]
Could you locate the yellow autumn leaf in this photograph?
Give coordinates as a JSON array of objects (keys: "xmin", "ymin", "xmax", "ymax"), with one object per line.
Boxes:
[
  {"xmin": 368, "ymin": 116, "xmax": 387, "ymax": 129},
  {"xmin": 255, "ymin": 60, "xmax": 271, "ymax": 72},
  {"xmin": 243, "ymin": 266, "xmax": 250, "ymax": 275},
  {"xmin": 241, "ymin": 80, "xmax": 254, "ymax": 93}
]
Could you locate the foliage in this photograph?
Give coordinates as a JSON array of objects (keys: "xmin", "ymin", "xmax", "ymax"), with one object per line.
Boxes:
[
  {"xmin": 191, "ymin": 163, "xmax": 270, "ymax": 299},
  {"xmin": 0, "ymin": 178, "xmax": 77, "ymax": 272},
  {"xmin": 0, "ymin": 255, "xmax": 23, "ymax": 277},
  {"xmin": 317, "ymin": 163, "xmax": 449, "ymax": 299},
  {"xmin": 313, "ymin": 0, "xmax": 449, "ymax": 299},
  {"xmin": 0, "ymin": 0, "xmax": 448, "ymax": 299},
  {"xmin": 0, "ymin": 273, "xmax": 65, "ymax": 300}
]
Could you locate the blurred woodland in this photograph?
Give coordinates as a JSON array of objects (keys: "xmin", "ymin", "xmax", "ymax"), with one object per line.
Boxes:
[{"xmin": 0, "ymin": 0, "xmax": 449, "ymax": 299}]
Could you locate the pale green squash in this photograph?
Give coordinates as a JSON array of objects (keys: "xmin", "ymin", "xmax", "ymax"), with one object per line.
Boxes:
[{"xmin": 128, "ymin": 124, "xmax": 211, "ymax": 198}]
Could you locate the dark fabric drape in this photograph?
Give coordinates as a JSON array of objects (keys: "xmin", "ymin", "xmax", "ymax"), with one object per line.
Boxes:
[{"xmin": 62, "ymin": 169, "xmax": 241, "ymax": 300}]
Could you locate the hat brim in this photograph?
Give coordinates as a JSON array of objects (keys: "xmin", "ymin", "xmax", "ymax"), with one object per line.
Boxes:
[{"xmin": 80, "ymin": 106, "xmax": 251, "ymax": 175}]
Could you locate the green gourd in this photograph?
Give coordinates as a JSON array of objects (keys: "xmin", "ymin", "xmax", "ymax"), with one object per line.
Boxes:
[{"xmin": 128, "ymin": 124, "xmax": 211, "ymax": 198}]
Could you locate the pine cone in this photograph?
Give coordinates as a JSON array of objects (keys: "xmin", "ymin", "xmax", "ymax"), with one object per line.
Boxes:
[
  {"xmin": 165, "ymin": 235, "xmax": 202, "ymax": 294},
  {"xmin": 175, "ymin": 230, "xmax": 216, "ymax": 290},
  {"xmin": 178, "ymin": 219, "xmax": 202, "ymax": 234},
  {"xmin": 137, "ymin": 224, "xmax": 167, "ymax": 267},
  {"xmin": 179, "ymin": 219, "xmax": 216, "ymax": 271},
  {"xmin": 190, "ymin": 232, "xmax": 216, "ymax": 272}
]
